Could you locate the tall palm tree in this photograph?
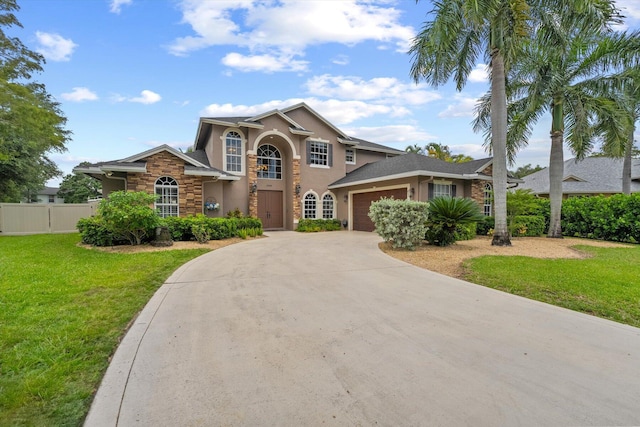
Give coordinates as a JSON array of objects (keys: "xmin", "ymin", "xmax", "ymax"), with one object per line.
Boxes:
[
  {"xmin": 410, "ymin": 0, "xmax": 530, "ymax": 246},
  {"xmin": 481, "ymin": 30, "xmax": 640, "ymax": 237}
]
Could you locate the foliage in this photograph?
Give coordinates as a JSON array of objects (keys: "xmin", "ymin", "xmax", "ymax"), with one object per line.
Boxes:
[
  {"xmin": 454, "ymin": 222, "xmax": 477, "ymax": 241},
  {"xmin": 562, "ymin": 194, "xmax": 640, "ymax": 243},
  {"xmin": 226, "ymin": 208, "xmax": 244, "ymax": 218},
  {"xmin": 510, "ymin": 163, "xmax": 545, "ymax": 178},
  {"xmin": 58, "ymin": 164, "xmax": 102, "ymax": 203},
  {"xmin": 97, "ymin": 191, "xmax": 159, "ymax": 245},
  {"xmin": 296, "ymin": 218, "xmax": 342, "ymax": 232},
  {"xmin": 190, "ymin": 216, "xmax": 210, "ymax": 243},
  {"xmin": 368, "ymin": 198, "xmax": 429, "ymax": 250},
  {"xmin": 0, "ymin": 233, "xmax": 210, "ymax": 425},
  {"xmin": 507, "ymin": 189, "xmax": 549, "ymax": 235},
  {"xmin": 464, "ymin": 245, "xmax": 640, "ymax": 328},
  {"xmin": 0, "ymin": 0, "xmax": 70, "ymax": 202},
  {"xmin": 76, "ymin": 216, "xmax": 127, "ymax": 246},
  {"xmin": 426, "ymin": 197, "xmax": 485, "ymax": 247},
  {"xmin": 159, "ymin": 215, "xmax": 262, "ymax": 242},
  {"xmin": 511, "ymin": 215, "xmax": 545, "ymax": 236},
  {"xmin": 476, "ymin": 216, "xmax": 495, "ymax": 236},
  {"xmin": 405, "ymin": 142, "xmax": 473, "ymax": 163},
  {"xmin": 234, "ymin": 216, "xmax": 262, "ymax": 230}
]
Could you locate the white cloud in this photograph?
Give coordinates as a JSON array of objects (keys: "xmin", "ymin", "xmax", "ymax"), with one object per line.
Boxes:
[
  {"xmin": 438, "ymin": 95, "xmax": 481, "ymax": 118},
  {"xmin": 109, "ymin": 0, "xmax": 133, "ymax": 14},
  {"xmin": 201, "ymin": 97, "xmax": 412, "ymax": 126},
  {"xmin": 35, "ymin": 32, "xmax": 77, "ymax": 62},
  {"xmin": 616, "ymin": 0, "xmax": 640, "ymax": 20},
  {"xmin": 344, "ymin": 125, "xmax": 437, "ymax": 145},
  {"xmin": 168, "ymin": 1, "xmax": 415, "ymax": 72},
  {"xmin": 332, "ymin": 55, "xmax": 350, "ymax": 66},
  {"xmin": 130, "ymin": 90, "xmax": 162, "ymax": 104},
  {"xmin": 305, "ymin": 74, "xmax": 441, "ymax": 105},
  {"xmin": 468, "ymin": 63, "xmax": 489, "ymax": 83},
  {"xmin": 112, "ymin": 90, "xmax": 162, "ymax": 104},
  {"xmin": 221, "ymin": 52, "xmax": 308, "ymax": 73},
  {"xmin": 61, "ymin": 87, "xmax": 98, "ymax": 102}
]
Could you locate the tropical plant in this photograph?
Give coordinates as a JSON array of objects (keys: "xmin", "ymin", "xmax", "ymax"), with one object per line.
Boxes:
[
  {"xmin": 409, "ymin": 0, "xmax": 535, "ymax": 246},
  {"xmin": 426, "ymin": 196, "xmax": 485, "ymax": 246},
  {"xmin": 97, "ymin": 191, "xmax": 159, "ymax": 245}
]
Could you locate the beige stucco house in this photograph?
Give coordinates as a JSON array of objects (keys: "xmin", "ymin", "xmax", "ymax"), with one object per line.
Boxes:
[{"xmin": 76, "ymin": 103, "xmax": 508, "ymax": 231}]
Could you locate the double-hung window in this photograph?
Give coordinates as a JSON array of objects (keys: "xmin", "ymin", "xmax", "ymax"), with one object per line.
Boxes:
[
  {"xmin": 307, "ymin": 140, "xmax": 333, "ymax": 167},
  {"xmin": 345, "ymin": 148, "xmax": 355, "ymax": 164},
  {"xmin": 225, "ymin": 131, "xmax": 243, "ymax": 173},
  {"xmin": 433, "ymin": 183, "xmax": 452, "ymax": 198}
]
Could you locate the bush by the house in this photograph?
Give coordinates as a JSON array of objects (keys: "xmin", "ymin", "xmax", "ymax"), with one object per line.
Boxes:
[
  {"xmin": 454, "ymin": 222, "xmax": 477, "ymax": 241},
  {"xmin": 368, "ymin": 198, "xmax": 429, "ymax": 250},
  {"xmin": 476, "ymin": 216, "xmax": 495, "ymax": 235},
  {"xmin": 511, "ymin": 215, "xmax": 545, "ymax": 237},
  {"xmin": 562, "ymin": 194, "xmax": 640, "ymax": 243},
  {"xmin": 76, "ymin": 217, "xmax": 128, "ymax": 246},
  {"xmin": 507, "ymin": 189, "xmax": 549, "ymax": 235},
  {"xmin": 426, "ymin": 196, "xmax": 485, "ymax": 247},
  {"xmin": 97, "ymin": 191, "xmax": 159, "ymax": 245},
  {"xmin": 296, "ymin": 218, "xmax": 342, "ymax": 232}
]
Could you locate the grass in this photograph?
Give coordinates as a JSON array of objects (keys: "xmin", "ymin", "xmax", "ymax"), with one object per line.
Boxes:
[
  {"xmin": 0, "ymin": 234, "xmax": 211, "ymax": 426},
  {"xmin": 464, "ymin": 245, "xmax": 640, "ymax": 328}
]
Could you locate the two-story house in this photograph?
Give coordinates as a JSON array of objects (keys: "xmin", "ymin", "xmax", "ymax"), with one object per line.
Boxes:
[{"xmin": 76, "ymin": 103, "xmax": 508, "ymax": 231}]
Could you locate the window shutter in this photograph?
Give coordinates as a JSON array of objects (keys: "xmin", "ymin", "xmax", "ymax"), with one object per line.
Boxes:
[
  {"xmin": 306, "ymin": 140, "xmax": 311, "ymax": 164},
  {"xmin": 451, "ymin": 185, "xmax": 457, "ymax": 197},
  {"xmin": 328, "ymin": 144, "xmax": 333, "ymax": 167},
  {"xmin": 428, "ymin": 183, "xmax": 434, "ymax": 200}
]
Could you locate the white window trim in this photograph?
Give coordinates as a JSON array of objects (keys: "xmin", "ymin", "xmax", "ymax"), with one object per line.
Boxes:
[
  {"xmin": 345, "ymin": 148, "xmax": 356, "ymax": 165},
  {"xmin": 483, "ymin": 183, "xmax": 492, "ymax": 216},
  {"xmin": 221, "ymin": 129, "xmax": 246, "ymax": 176},
  {"xmin": 302, "ymin": 190, "xmax": 320, "ymax": 219},
  {"xmin": 308, "ymin": 139, "xmax": 330, "ymax": 168},
  {"xmin": 155, "ymin": 176, "xmax": 179, "ymax": 218},
  {"xmin": 321, "ymin": 191, "xmax": 336, "ymax": 219},
  {"xmin": 256, "ymin": 144, "xmax": 282, "ymax": 180}
]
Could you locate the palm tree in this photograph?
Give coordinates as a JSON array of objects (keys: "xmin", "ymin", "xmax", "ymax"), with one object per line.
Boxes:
[
  {"xmin": 405, "ymin": 144, "xmax": 425, "ymax": 155},
  {"xmin": 409, "ymin": 0, "xmax": 531, "ymax": 246},
  {"xmin": 484, "ymin": 30, "xmax": 640, "ymax": 237}
]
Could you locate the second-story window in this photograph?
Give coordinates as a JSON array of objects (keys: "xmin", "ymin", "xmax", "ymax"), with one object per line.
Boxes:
[
  {"xmin": 345, "ymin": 148, "xmax": 355, "ymax": 164},
  {"xmin": 307, "ymin": 140, "xmax": 333, "ymax": 167},
  {"xmin": 225, "ymin": 131, "xmax": 242, "ymax": 173}
]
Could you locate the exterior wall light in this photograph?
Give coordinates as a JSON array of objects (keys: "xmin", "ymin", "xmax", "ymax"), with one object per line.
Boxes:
[
  {"xmin": 295, "ymin": 183, "xmax": 301, "ymax": 196},
  {"xmin": 250, "ymin": 181, "xmax": 258, "ymax": 194}
]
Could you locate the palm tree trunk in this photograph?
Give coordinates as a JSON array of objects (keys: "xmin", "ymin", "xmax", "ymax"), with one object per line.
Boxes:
[
  {"xmin": 490, "ymin": 50, "xmax": 511, "ymax": 246},
  {"xmin": 622, "ymin": 128, "xmax": 633, "ymax": 195},
  {"xmin": 548, "ymin": 131, "xmax": 564, "ymax": 238}
]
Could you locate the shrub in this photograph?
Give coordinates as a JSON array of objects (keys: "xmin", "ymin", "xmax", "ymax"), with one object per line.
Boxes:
[
  {"xmin": 97, "ymin": 191, "xmax": 159, "ymax": 245},
  {"xmin": 511, "ymin": 215, "xmax": 545, "ymax": 237},
  {"xmin": 296, "ymin": 218, "xmax": 342, "ymax": 232},
  {"xmin": 507, "ymin": 189, "xmax": 549, "ymax": 235},
  {"xmin": 160, "ymin": 216, "xmax": 191, "ymax": 241},
  {"xmin": 190, "ymin": 216, "xmax": 210, "ymax": 243},
  {"xmin": 454, "ymin": 222, "xmax": 477, "ymax": 241},
  {"xmin": 226, "ymin": 208, "xmax": 244, "ymax": 218},
  {"xmin": 368, "ymin": 198, "xmax": 429, "ymax": 250},
  {"xmin": 476, "ymin": 216, "xmax": 495, "ymax": 235},
  {"xmin": 234, "ymin": 216, "xmax": 263, "ymax": 230},
  {"xmin": 426, "ymin": 196, "xmax": 484, "ymax": 246},
  {"xmin": 76, "ymin": 217, "xmax": 127, "ymax": 246},
  {"xmin": 562, "ymin": 194, "xmax": 640, "ymax": 243}
]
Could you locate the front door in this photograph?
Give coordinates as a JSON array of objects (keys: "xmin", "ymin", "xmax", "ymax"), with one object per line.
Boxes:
[{"xmin": 257, "ymin": 190, "xmax": 284, "ymax": 229}]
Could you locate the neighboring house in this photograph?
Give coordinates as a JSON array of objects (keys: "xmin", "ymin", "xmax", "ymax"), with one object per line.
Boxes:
[
  {"xmin": 30, "ymin": 186, "xmax": 64, "ymax": 204},
  {"xmin": 520, "ymin": 157, "xmax": 640, "ymax": 197},
  {"xmin": 75, "ymin": 103, "xmax": 511, "ymax": 231}
]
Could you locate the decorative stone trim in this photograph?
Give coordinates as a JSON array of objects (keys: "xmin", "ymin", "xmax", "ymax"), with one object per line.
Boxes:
[
  {"xmin": 292, "ymin": 158, "xmax": 301, "ymax": 220},
  {"xmin": 248, "ymin": 153, "xmax": 258, "ymax": 218}
]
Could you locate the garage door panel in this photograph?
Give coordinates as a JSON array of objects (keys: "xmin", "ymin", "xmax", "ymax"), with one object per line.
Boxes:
[{"xmin": 352, "ymin": 188, "xmax": 407, "ymax": 232}]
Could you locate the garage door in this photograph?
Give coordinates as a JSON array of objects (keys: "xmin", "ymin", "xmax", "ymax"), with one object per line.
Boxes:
[{"xmin": 352, "ymin": 188, "xmax": 407, "ymax": 232}]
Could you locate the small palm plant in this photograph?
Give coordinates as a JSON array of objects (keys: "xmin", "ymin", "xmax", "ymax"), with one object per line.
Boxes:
[{"xmin": 426, "ymin": 196, "xmax": 485, "ymax": 247}]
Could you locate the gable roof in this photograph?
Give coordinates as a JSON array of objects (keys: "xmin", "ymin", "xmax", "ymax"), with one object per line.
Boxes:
[
  {"xmin": 329, "ymin": 153, "xmax": 507, "ymax": 189},
  {"xmin": 520, "ymin": 157, "xmax": 640, "ymax": 195},
  {"xmin": 344, "ymin": 137, "xmax": 405, "ymax": 155},
  {"xmin": 74, "ymin": 144, "xmax": 239, "ymax": 180}
]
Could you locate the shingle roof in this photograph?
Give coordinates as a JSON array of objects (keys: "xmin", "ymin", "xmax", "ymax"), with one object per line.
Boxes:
[
  {"xmin": 329, "ymin": 153, "xmax": 496, "ymax": 188},
  {"xmin": 520, "ymin": 157, "xmax": 640, "ymax": 195},
  {"xmin": 347, "ymin": 137, "xmax": 405, "ymax": 154}
]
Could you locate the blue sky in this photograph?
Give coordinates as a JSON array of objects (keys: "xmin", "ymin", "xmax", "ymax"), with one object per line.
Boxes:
[{"xmin": 11, "ymin": 0, "xmax": 640, "ymax": 186}]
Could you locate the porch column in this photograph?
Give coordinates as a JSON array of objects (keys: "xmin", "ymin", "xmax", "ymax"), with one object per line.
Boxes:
[
  {"xmin": 292, "ymin": 158, "xmax": 301, "ymax": 221},
  {"xmin": 248, "ymin": 153, "xmax": 258, "ymax": 217}
]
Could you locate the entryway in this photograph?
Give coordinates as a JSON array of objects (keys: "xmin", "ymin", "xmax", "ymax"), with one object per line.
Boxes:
[{"xmin": 257, "ymin": 190, "xmax": 283, "ymax": 229}]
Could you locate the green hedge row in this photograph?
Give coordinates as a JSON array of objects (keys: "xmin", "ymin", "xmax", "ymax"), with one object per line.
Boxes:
[
  {"xmin": 78, "ymin": 214, "xmax": 263, "ymax": 246},
  {"xmin": 562, "ymin": 194, "xmax": 640, "ymax": 243},
  {"xmin": 296, "ymin": 218, "xmax": 342, "ymax": 232}
]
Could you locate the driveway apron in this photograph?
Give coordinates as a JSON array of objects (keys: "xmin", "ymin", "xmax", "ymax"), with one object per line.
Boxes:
[{"xmin": 85, "ymin": 231, "xmax": 640, "ymax": 426}]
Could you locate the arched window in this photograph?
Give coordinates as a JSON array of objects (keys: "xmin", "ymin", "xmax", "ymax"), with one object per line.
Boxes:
[
  {"xmin": 155, "ymin": 176, "xmax": 179, "ymax": 217},
  {"xmin": 257, "ymin": 144, "xmax": 282, "ymax": 179},
  {"xmin": 225, "ymin": 131, "xmax": 243, "ymax": 173},
  {"xmin": 303, "ymin": 193, "xmax": 317, "ymax": 219},
  {"xmin": 483, "ymin": 183, "xmax": 492, "ymax": 216},
  {"xmin": 322, "ymin": 193, "xmax": 335, "ymax": 219}
]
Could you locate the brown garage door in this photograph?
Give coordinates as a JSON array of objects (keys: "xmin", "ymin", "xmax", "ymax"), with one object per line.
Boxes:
[{"xmin": 352, "ymin": 188, "xmax": 407, "ymax": 232}]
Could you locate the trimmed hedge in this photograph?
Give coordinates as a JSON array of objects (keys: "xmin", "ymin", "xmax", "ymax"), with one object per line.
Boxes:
[
  {"xmin": 562, "ymin": 194, "xmax": 640, "ymax": 243},
  {"xmin": 511, "ymin": 215, "xmax": 545, "ymax": 237},
  {"xmin": 79, "ymin": 214, "xmax": 263, "ymax": 246},
  {"xmin": 296, "ymin": 218, "xmax": 342, "ymax": 232},
  {"xmin": 369, "ymin": 198, "xmax": 429, "ymax": 250}
]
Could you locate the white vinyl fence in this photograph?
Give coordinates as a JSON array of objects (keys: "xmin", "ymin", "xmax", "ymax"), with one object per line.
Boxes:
[{"xmin": 0, "ymin": 203, "xmax": 98, "ymax": 236}]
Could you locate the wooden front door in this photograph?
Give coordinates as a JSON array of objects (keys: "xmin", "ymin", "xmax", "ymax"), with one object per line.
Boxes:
[{"xmin": 257, "ymin": 190, "xmax": 284, "ymax": 229}]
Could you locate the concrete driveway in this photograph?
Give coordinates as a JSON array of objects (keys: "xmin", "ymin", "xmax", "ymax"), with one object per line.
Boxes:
[{"xmin": 85, "ymin": 231, "xmax": 640, "ymax": 426}]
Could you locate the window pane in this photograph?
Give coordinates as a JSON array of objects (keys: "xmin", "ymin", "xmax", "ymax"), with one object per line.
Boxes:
[
  {"xmin": 226, "ymin": 132, "xmax": 242, "ymax": 172},
  {"xmin": 310, "ymin": 141, "xmax": 328, "ymax": 166},
  {"xmin": 434, "ymin": 183, "xmax": 451, "ymax": 198},
  {"xmin": 322, "ymin": 194, "xmax": 334, "ymax": 219},
  {"xmin": 304, "ymin": 194, "xmax": 317, "ymax": 219},
  {"xmin": 155, "ymin": 176, "xmax": 179, "ymax": 217},
  {"xmin": 257, "ymin": 144, "xmax": 282, "ymax": 179}
]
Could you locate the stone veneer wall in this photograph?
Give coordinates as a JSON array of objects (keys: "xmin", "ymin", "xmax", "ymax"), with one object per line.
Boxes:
[
  {"xmin": 248, "ymin": 154, "xmax": 258, "ymax": 217},
  {"xmin": 292, "ymin": 159, "xmax": 301, "ymax": 221},
  {"xmin": 126, "ymin": 151, "xmax": 203, "ymax": 216}
]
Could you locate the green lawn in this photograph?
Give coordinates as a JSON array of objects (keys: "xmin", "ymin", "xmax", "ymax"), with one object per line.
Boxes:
[
  {"xmin": 0, "ymin": 234, "xmax": 211, "ymax": 427},
  {"xmin": 464, "ymin": 245, "xmax": 640, "ymax": 328}
]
